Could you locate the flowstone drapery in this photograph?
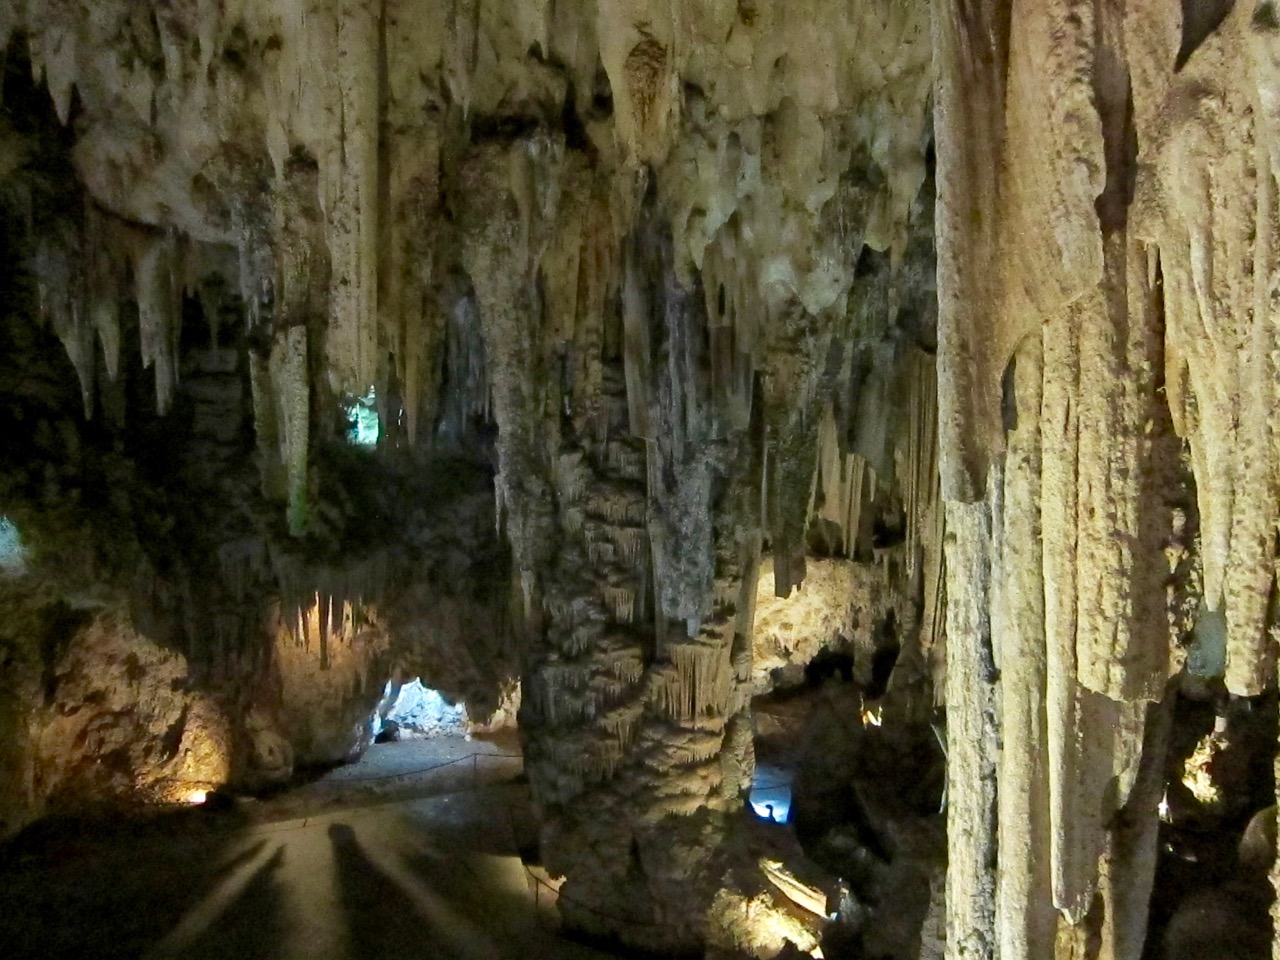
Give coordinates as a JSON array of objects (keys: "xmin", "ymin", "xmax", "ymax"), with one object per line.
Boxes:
[{"xmin": 934, "ymin": 3, "xmax": 1279, "ymax": 957}]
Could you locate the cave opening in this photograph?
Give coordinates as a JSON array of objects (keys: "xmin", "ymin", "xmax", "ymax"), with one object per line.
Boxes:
[
  {"xmin": 374, "ymin": 678, "xmax": 470, "ymax": 742},
  {"xmin": 747, "ymin": 552, "xmax": 945, "ymax": 960},
  {"xmin": 370, "ymin": 676, "xmax": 522, "ymax": 747}
]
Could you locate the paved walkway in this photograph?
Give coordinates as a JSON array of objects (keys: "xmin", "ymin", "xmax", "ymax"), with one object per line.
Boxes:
[{"xmin": 0, "ymin": 739, "xmax": 613, "ymax": 960}]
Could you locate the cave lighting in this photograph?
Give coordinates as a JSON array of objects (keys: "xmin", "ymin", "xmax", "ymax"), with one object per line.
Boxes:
[
  {"xmin": 740, "ymin": 905, "xmax": 822, "ymax": 957},
  {"xmin": 749, "ymin": 764, "xmax": 793, "ymax": 823},
  {"xmin": 1158, "ymin": 790, "xmax": 1170, "ymax": 822},
  {"xmin": 861, "ymin": 705, "xmax": 882, "ymax": 726},
  {"xmin": 1181, "ymin": 731, "xmax": 1223, "ymax": 806},
  {"xmin": 0, "ymin": 515, "xmax": 27, "ymax": 576},
  {"xmin": 344, "ymin": 388, "xmax": 380, "ymax": 447},
  {"xmin": 167, "ymin": 703, "xmax": 234, "ymax": 807},
  {"xmin": 381, "ymin": 679, "xmax": 470, "ymax": 739}
]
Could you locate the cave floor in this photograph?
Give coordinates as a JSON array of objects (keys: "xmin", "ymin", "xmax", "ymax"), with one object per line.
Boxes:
[{"xmin": 0, "ymin": 737, "xmax": 616, "ymax": 960}]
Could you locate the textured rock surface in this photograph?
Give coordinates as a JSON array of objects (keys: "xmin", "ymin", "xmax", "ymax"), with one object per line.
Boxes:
[
  {"xmin": 0, "ymin": 1, "xmax": 936, "ymax": 949},
  {"xmin": 752, "ymin": 555, "xmax": 908, "ymax": 696},
  {"xmin": 3, "ymin": 1, "xmax": 1279, "ymax": 957},
  {"xmin": 934, "ymin": 2, "xmax": 1279, "ymax": 958}
]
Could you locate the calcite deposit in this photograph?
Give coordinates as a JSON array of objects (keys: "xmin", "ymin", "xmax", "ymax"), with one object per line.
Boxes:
[
  {"xmin": 934, "ymin": 3, "xmax": 1280, "ymax": 959},
  {"xmin": 1, "ymin": 1, "xmax": 1278, "ymax": 958}
]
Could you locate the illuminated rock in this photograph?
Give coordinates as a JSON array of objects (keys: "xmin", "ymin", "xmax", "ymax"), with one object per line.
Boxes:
[{"xmin": 1, "ymin": 2, "xmax": 1277, "ymax": 958}]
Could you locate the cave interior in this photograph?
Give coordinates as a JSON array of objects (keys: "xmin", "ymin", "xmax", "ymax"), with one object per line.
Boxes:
[{"xmin": 1, "ymin": 2, "xmax": 1279, "ymax": 960}]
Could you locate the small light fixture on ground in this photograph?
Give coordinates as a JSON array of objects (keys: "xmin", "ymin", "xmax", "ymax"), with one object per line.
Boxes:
[{"xmin": 187, "ymin": 789, "xmax": 209, "ymax": 805}]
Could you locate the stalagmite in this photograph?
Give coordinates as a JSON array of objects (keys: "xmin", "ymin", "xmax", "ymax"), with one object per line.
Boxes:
[
  {"xmin": 1098, "ymin": 696, "xmax": 1172, "ymax": 960},
  {"xmin": 269, "ymin": 325, "xmax": 310, "ymax": 537}
]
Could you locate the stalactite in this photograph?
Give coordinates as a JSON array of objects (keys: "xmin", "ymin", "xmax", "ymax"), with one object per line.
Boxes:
[
  {"xmin": 622, "ymin": 236, "xmax": 655, "ymax": 439},
  {"xmin": 991, "ymin": 338, "xmax": 1055, "ymax": 960},
  {"xmin": 248, "ymin": 351, "xmax": 285, "ymax": 500},
  {"xmin": 89, "ymin": 282, "xmax": 122, "ymax": 386},
  {"xmin": 587, "ymin": 540, "xmax": 616, "ymax": 567},
  {"xmin": 129, "ymin": 229, "xmax": 183, "ymax": 416},
  {"xmin": 32, "ymin": 229, "xmax": 92, "ymax": 417},
  {"xmin": 933, "ymin": 0, "xmax": 1011, "ymax": 504},
  {"xmin": 1, "ymin": 3, "xmax": 936, "ymax": 953},
  {"xmin": 381, "ymin": 26, "xmax": 442, "ymax": 445},
  {"xmin": 809, "ymin": 401, "xmax": 879, "ymax": 559},
  {"xmin": 216, "ymin": 538, "xmax": 268, "ymax": 604},
  {"xmin": 322, "ymin": 0, "xmax": 380, "ymax": 395},
  {"xmin": 1130, "ymin": 6, "xmax": 1280, "ymax": 698},
  {"xmin": 28, "ymin": 16, "xmax": 77, "ymax": 126},
  {"xmin": 268, "ymin": 325, "xmax": 310, "ymax": 537},
  {"xmin": 943, "ymin": 496, "xmax": 997, "ymax": 960},
  {"xmin": 602, "ymin": 584, "xmax": 636, "ymax": 624},
  {"xmin": 655, "ymin": 639, "xmax": 734, "ymax": 724},
  {"xmin": 929, "ymin": 6, "xmax": 1280, "ymax": 958},
  {"xmin": 900, "ymin": 349, "xmax": 940, "ymax": 578}
]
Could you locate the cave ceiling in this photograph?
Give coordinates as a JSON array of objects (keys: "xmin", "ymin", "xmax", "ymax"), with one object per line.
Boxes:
[{"xmin": 1, "ymin": 2, "xmax": 1279, "ymax": 959}]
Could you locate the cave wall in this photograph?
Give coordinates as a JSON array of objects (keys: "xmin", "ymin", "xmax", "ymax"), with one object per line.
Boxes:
[
  {"xmin": 934, "ymin": 2, "xmax": 1279, "ymax": 958},
  {"xmin": 0, "ymin": 0, "xmax": 939, "ymax": 951},
  {"xmin": 0, "ymin": 53, "xmax": 515, "ymax": 833},
  {"xmin": 9, "ymin": 1, "xmax": 1279, "ymax": 958}
]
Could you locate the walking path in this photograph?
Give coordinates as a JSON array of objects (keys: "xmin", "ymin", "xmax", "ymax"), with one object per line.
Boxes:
[{"xmin": 0, "ymin": 738, "xmax": 613, "ymax": 960}]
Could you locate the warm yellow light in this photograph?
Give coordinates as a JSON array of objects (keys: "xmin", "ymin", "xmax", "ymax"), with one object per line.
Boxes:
[
  {"xmin": 861, "ymin": 706, "xmax": 882, "ymax": 727},
  {"xmin": 187, "ymin": 789, "xmax": 209, "ymax": 805},
  {"xmin": 1182, "ymin": 731, "xmax": 1222, "ymax": 806}
]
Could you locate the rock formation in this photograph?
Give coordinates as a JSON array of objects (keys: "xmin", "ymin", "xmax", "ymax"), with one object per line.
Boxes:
[
  {"xmin": 935, "ymin": 3, "xmax": 1280, "ymax": 958},
  {"xmin": 0, "ymin": 1, "xmax": 1277, "ymax": 958}
]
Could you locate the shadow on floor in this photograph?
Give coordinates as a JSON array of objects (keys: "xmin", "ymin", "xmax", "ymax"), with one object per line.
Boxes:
[
  {"xmin": 175, "ymin": 845, "xmax": 287, "ymax": 960},
  {"xmin": 0, "ymin": 830, "xmax": 286, "ymax": 960},
  {"xmin": 0, "ymin": 784, "xmax": 612, "ymax": 960},
  {"xmin": 329, "ymin": 821, "xmax": 467, "ymax": 960}
]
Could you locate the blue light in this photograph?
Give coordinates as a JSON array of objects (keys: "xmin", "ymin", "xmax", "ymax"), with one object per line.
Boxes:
[
  {"xmin": 1188, "ymin": 604, "xmax": 1226, "ymax": 678},
  {"xmin": 345, "ymin": 389, "xmax": 380, "ymax": 448},
  {"xmin": 0, "ymin": 516, "xmax": 27, "ymax": 577},
  {"xmin": 750, "ymin": 764, "xmax": 794, "ymax": 823}
]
